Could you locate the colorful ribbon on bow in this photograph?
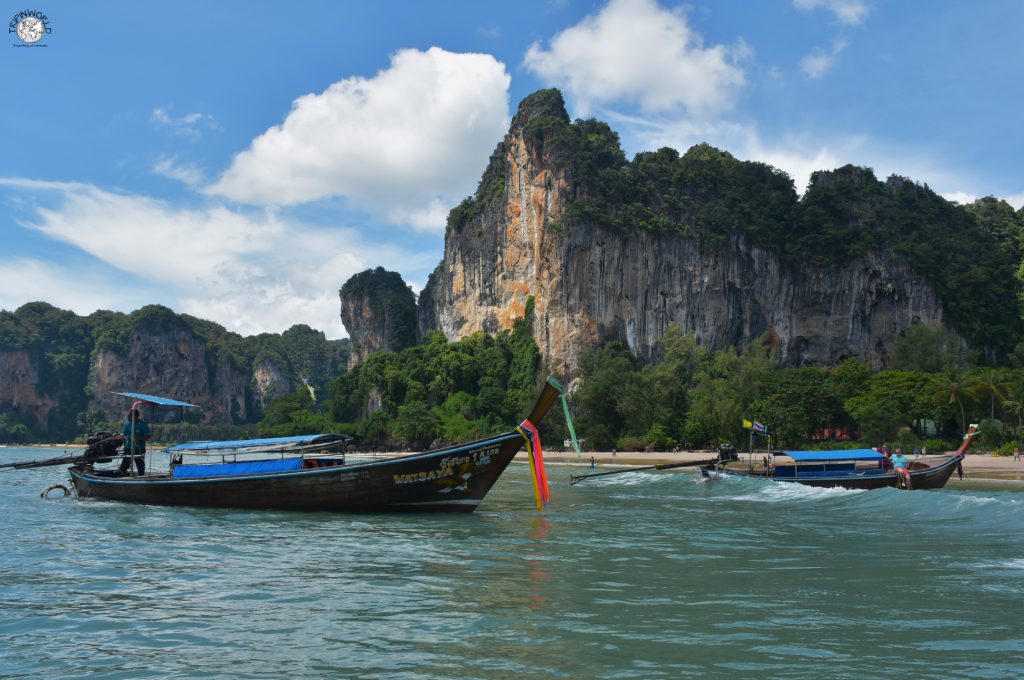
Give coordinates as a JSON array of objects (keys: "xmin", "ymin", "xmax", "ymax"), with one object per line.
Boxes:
[{"xmin": 517, "ymin": 419, "xmax": 550, "ymax": 510}]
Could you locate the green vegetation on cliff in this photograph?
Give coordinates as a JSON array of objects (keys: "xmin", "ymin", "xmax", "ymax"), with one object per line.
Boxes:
[
  {"xmin": 0, "ymin": 302, "xmax": 349, "ymax": 441},
  {"xmin": 261, "ymin": 303, "xmax": 544, "ymax": 449},
  {"xmin": 339, "ymin": 266, "xmax": 417, "ymax": 354},
  {"xmin": 482, "ymin": 92, "xmax": 1023, "ymax": 358}
]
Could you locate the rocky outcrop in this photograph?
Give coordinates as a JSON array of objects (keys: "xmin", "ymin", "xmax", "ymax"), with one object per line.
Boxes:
[
  {"xmin": 89, "ymin": 315, "xmax": 253, "ymax": 424},
  {"xmin": 415, "ymin": 90, "xmax": 943, "ymax": 375},
  {"xmin": 0, "ymin": 349, "xmax": 52, "ymax": 429},
  {"xmin": 0, "ymin": 302, "xmax": 349, "ymax": 438},
  {"xmin": 340, "ymin": 267, "xmax": 417, "ymax": 368}
]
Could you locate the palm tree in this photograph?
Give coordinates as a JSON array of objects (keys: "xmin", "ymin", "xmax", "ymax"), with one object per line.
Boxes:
[
  {"xmin": 1002, "ymin": 382, "xmax": 1024, "ymax": 437},
  {"xmin": 933, "ymin": 367, "xmax": 977, "ymax": 436},
  {"xmin": 971, "ymin": 367, "xmax": 1008, "ymax": 421}
]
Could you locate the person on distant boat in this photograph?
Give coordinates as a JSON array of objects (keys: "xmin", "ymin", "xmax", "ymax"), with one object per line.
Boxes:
[
  {"xmin": 880, "ymin": 444, "xmax": 893, "ymax": 471},
  {"xmin": 119, "ymin": 409, "xmax": 151, "ymax": 475},
  {"xmin": 891, "ymin": 448, "xmax": 912, "ymax": 489}
]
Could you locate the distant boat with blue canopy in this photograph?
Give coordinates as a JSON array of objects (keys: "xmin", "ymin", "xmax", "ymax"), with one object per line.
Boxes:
[
  {"xmin": 700, "ymin": 427, "xmax": 978, "ymax": 490},
  {"xmin": 57, "ymin": 378, "xmax": 566, "ymax": 513}
]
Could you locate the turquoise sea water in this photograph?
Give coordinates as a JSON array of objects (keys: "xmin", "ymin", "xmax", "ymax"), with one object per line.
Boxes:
[{"xmin": 1, "ymin": 447, "xmax": 1023, "ymax": 679}]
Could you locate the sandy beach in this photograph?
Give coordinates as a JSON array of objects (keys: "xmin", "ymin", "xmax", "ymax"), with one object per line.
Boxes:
[
  {"xmin": 15, "ymin": 443, "xmax": 1024, "ymax": 482},
  {"xmin": 518, "ymin": 449, "xmax": 1024, "ymax": 483}
]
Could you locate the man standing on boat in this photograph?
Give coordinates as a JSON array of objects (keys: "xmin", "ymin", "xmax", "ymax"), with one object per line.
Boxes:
[{"xmin": 119, "ymin": 409, "xmax": 151, "ymax": 475}]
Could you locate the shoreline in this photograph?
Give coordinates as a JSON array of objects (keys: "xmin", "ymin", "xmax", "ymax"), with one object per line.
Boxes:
[
  {"xmin": 10, "ymin": 444, "xmax": 1024, "ymax": 483},
  {"xmin": 515, "ymin": 450, "xmax": 1024, "ymax": 483}
]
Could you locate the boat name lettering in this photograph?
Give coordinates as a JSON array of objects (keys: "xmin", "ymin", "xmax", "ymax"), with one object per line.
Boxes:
[{"xmin": 392, "ymin": 458, "xmax": 463, "ymax": 486}]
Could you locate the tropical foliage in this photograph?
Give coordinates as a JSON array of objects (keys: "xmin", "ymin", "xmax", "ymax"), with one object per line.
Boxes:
[
  {"xmin": 260, "ymin": 303, "xmax": 547, "ymax": 449},
  {"xmin": 564, "ymin": 325, "xmax": 1024, "ymax": 453},
  {"xmin": 0, "ymin": 302, "xmax": 349, "ymax": 442}
]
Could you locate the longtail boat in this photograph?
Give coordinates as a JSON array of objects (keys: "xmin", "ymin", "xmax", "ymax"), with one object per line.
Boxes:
[
  {"xmin": 700, "ymin": 426, "xmax": 978, "ymax": 490},
  {"xmin": 59, "ymin": 377, "xmax": 564, "ymax": 513}
]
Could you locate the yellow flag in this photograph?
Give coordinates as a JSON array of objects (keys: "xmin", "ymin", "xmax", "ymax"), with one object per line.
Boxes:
[{"xmin": 742, "ymin": 419, "xmax": 753, "ymax": 429}]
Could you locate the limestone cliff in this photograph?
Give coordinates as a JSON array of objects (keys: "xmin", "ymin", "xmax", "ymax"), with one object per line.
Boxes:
[
  {"xmin": 0, "ymin": 303, "xmax": 349, "ymax": 440},
  {"xmin": 416, "ymin": 90, "xmax": 945, "ymax": 375},
  {"xmin": 340, "ymin": 267, "xmax": 417, "ymax": 368},
  {"xmin": 87, "ymin": 312, "xmax": 253, "ymax": 425}
]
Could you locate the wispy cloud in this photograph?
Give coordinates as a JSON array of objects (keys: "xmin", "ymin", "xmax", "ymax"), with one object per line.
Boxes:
[
  {"xmin": 206, "ymin": 47, "xmax": 511, "ymax": 232},
  {"xmin": 150, "ymin": 106, "xmax": 220, "ymax": 140},
  {"xmin": 152, "ymin": 156, "xmax": 206, "ymax": 189},
  {"xmin": 793, "ymin": 0, "xmax": 870, "ymax": 26},
  {"xmin": 523, "ymin": 0, "xmax": 748, "ymax": 118},
  {"xmin": 0, "ymin": 178, "xmax": 436, "ymax": 337},
  {"xmin": 801, "ymin": 38, "xmax": 849, "ymax": 79}
]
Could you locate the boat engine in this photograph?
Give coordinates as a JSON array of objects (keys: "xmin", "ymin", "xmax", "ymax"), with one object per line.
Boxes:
[
  {"xmin": 717, "ymin": 443, "xmax": 738, "ymax": 462},
  {"xmin": 84, "ymin": 432, "xmax": 123, "ymax": 464}
]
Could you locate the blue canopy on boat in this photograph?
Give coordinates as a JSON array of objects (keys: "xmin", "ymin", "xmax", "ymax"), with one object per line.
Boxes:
[
  {"xmin": 113, "ymin": 392, "xmax": 200, "ymax": 409},
  {"xmin": 780, "ymin": 449, "xmax": 884, "ymax": 462},
  {"xmin": 166, "ymin": 434, "xmax": 336, "ymax": 453}
]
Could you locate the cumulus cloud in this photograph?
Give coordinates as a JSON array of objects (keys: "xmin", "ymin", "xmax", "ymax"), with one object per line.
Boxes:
[
  {"xmin": 793, "ymin": 0, "xmax": 870, "ymax": 25},
  {"xmin": 523, "ymin": 0, "xmax": 748, "ymax": 117},
  {"xmin": 0, "ymin": 178, "xmax": 436, "ymax": 337},
  {"xmin": 206, "ymin": 47, "xmax": 511, "ymax": 232},
  {"xmin": 801, "ymin": 38, "xmax": 849, "ymax": 79}
]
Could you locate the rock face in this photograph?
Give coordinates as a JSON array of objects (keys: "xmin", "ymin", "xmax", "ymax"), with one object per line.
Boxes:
[
  {"xmin": 0, "ymin": 349, "xmax": 52, "ymax": 429},
  {"xmin": 87, "ymin": 315, "xmax": 254, "ymax": 425},
  {"xmin": 0, "ymin": 303, "xmax": 348, "ymax": 439},
  {"xmin": 340, "ymin": 267, "xmax": 417, "ymax": 368},
  {"xmin": 415, "ymin": 90, "xmax": 943, "ymax": 375}
]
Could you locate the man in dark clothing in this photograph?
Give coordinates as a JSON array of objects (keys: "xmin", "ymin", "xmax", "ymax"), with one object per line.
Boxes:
[{"xmin": 119, "ymin": 409, "xmax": 151, "ymax": 475}]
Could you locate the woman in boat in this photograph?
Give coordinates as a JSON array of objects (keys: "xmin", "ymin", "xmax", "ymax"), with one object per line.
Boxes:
[{"xmin": 119, "ymin": 409, "xmax": 151, "ymax": 475}]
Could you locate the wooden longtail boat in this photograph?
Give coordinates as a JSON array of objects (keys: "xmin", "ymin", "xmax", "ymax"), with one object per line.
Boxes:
[
  {"xmin": 700, "ymin": 426, "xmax": 978, "ymax": 490},
  {"xmin": 65, "ymin": 377, "xmax": 564, "ymax": 513}
]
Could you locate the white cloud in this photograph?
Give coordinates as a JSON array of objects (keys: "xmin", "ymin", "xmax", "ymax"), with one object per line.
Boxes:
[
  {"xmin": 1004, "ymin": 193, "xmax": 1024, "ymax": 210},
  {"xmin": 0, "ymin": 258, "xmax": 153, "ymax": 317},
  {"xmin": 206, "ymin": 46, "xmax": 511, "ymax": 232},
  {"xmin": 940, "ymin": 191, "xmax": 977, "ymax": 205},
  {"xmin": 0, "ymin": 179, "xmax": 436, "ymax": 338},
  {"xmin": 152, "ymin": 156, "xmax": 206, "ymax": 189},
  {"xmin": 942, "ymin": 191, "xmax": 1024, "ymax": 210},
  {"xmin": 150, "ymin": 106, "xmax": 220, "ymax": 140},
  {"xmin": 626, "ymin": 113, "xmax": 1012, "ymax": 211},
  {"xmin": 800, "ymin": 38, "xmax": 848, "ymax": 79},
  {"xmin": 793, "ymin": 0, "xmax": 870, "ymax": 26},
  {"xmin": 522, "ymin": 0, "xmax": 748, "ymax": 117},
  {"xmin": 624, "ymin": 116, "xmax": 848, "ymax": 194}
]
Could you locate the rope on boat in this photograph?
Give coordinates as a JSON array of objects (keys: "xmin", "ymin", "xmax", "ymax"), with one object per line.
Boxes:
[{"xmin": 40, "ymin": 484, "xmax": 70, "ymax": 498}]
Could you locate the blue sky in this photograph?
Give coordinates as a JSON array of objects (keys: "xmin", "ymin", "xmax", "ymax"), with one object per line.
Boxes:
[{"xmin": 2, "ymin": 0, "xmax": 1022, "ymax": 339}]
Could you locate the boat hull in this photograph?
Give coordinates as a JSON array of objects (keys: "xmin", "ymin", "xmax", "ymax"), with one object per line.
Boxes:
[
  {"xmin": 701, "ymin": 455, "xmax": 962, "ymax": 490},
  {"xmin": 69, "ymin": 433, "xmax": 524, "ymax": 513}
]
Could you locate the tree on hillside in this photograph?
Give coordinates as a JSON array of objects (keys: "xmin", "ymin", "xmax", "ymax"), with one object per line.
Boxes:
[
  {"xmin": 932, "ymin": 367, "xmax": 978, "ymax": 436},
  {"xmin": 971, "ymin": 367, "xmax": 1008, "ymax": 421}
]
